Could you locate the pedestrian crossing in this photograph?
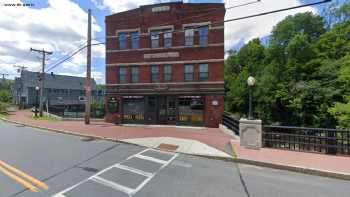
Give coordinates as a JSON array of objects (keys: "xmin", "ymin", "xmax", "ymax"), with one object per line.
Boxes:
[{"xmin": 52, "ymin": 148, "xmax": 178, "ymax": 197}]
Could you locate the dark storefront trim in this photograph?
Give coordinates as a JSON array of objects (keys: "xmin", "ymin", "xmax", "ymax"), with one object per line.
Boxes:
[{"xmin": 109, "ymin": 95, "xmax": 206, "ymax": 126}]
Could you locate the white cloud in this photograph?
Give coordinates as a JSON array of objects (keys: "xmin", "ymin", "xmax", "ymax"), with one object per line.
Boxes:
[
  {"xmin": 92, "ymin": 0, "xmax": 181, "ymax": 13},
  {"xmin": 0, "ymin": 0, "xmax": 102, "ymax": 77},
  {"xmin": 93, "ymin": 0, "xmax": 316, "ymax": 51},
  {"xmin": 224, "ymin": 0, "xmax": 316, "ymax": 50}
]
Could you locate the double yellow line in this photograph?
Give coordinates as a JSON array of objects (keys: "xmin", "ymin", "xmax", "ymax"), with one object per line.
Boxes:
[{"xmin": 0, "ymin": 160, "xmax": 49, "ymax": 192}]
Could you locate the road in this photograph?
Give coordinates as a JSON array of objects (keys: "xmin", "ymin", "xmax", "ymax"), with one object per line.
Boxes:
[{"xmin": 0, "ymin": 120, "xmax": 349, "ymax": 197}]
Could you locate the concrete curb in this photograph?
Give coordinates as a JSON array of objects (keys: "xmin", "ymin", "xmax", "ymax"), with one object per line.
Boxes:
[
  {"xmin": 2, "ymin": 117, "xmax": 350, "ymax": 181},
  {"xmin": 229, "ymin": 140, "xmax": 350, "ymax": 181},
  {"xmin": 0, "ymin": 117, "xmax": 233, "ymax": 161}
]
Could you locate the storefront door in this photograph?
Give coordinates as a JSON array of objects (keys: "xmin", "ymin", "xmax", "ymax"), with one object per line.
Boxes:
[
  {"xmin": 145, "ymin": 96, "xmax": 157, "ymax": 124},
  {"xmin": 158, "ymin": 96, "xmax": 167, "ymax": 124}
]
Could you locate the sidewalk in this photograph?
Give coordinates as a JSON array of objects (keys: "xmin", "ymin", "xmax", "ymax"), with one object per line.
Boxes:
[
  {"xmin": 2, "ymin": 110, "xmax": 233, "ymax": 158},
  {"xmin": 2, "ymin": 110, "xmax": 350, "ymax": 180},
  {"xmin": 231, "ymin": 140, "xmax": 350, "ymax": 180}
]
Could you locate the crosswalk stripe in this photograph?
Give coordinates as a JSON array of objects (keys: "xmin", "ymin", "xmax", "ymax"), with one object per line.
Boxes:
[
  {"xmin": 92, "ymin": 176, "xmax": 134, "ymax": 195},
  {"xmin": 133, "ymin": 154, "xmax": 168, "ymax": 164},
  {"xmin": 52, "ymin": 148, "xmax": 178, "ymax": 197},
  {"xmin": 115, "ymin": 164, "xmax": 153, "ymax": 177}
]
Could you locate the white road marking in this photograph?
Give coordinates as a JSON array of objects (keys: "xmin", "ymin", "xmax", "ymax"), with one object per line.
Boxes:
[
  {"xmin": 91, "ymin": 176, "xmax": 134, "ymax": 195},
  {"xmin": 131, "ymin": 152, "xmax": 178, "ymax": 195},
  {"xmin": 52, "ymin": 148, "xmax": 178, "ymax": 197},
  {"xmin": 134, "ymin": 154, "xmax": 168, "ymax": 164},
  {"xmin": 115, "ymin": 164, "xmax": 153, "ymax": 177}
]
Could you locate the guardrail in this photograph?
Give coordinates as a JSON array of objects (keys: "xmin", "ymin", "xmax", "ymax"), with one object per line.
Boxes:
[
  {"xmin": 263, "ymin": 125, "xmax": 350, "ymax": 155},
  {"xmin": 222, "ymin": 112, "xmax": 240, "ymax": 136}
]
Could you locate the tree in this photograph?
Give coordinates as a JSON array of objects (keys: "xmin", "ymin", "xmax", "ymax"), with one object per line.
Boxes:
[
  {"xmin": 270, "ymin": 12, "xmax": 325, "ymax": 47},
  {"xmin": 329, "ymin": 96, "xmax": 350, "ymax": 129},
  {"xmin": 224, "ymin": 10, "xmax": 350, "ymax": 128}
]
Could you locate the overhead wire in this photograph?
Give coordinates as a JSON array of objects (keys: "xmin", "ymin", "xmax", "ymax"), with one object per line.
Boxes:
[{"xmin": 44, "ymin": 0, "xmax": 331, "ymax": 72}]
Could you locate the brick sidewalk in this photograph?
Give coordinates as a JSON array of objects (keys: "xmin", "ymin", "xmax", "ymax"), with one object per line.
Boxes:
[
  {"xmin": 3, "ymin": 110, "xmax": 350, "ymax": 178},
  {"xmin": 231, "ymin": 140, "xmax": 350, "ymax": 176},
  {"xmin": 4, "ymin": 110, "xmax": 233, "ymax": 154}
]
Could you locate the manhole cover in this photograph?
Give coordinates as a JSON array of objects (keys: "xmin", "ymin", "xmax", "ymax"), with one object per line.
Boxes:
[{"xmin": 157, "ymin": 143, "xmax": 179, "ymax": 151}]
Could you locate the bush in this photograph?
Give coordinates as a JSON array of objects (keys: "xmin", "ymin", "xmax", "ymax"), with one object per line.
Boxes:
[
  {"xmin": 329, "ymin": 96, "xmax": 350, "ymax": 129},
  {"xmin": 0, "ymin": 102, "xmax": 10, "ymax": 114},
  {"xmin": 0, "ymin": 90, "xmax": 11, "ymax": 103}
]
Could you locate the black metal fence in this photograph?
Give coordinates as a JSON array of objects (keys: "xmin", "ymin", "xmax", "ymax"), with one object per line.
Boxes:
[
  {"xmin": 263, "ymin": 125, "xmax": 350, "ymax": 155},
  {"xmin": 48, "ymin": 106, "xmax": 105, "ymax": 119},
  {"xmin": 222, "ymin": 112, "xmax": 240, "ymax": 136}
]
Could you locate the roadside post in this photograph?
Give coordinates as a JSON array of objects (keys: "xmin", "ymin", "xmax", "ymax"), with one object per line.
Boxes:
[{"xmin": 35, "ymin": 86, "xmax": 39, "ymax": 117}]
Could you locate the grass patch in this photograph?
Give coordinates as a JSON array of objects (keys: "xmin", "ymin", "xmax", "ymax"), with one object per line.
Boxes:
[
  {"xmin": 0, "ymin": 113, "xmax": 7, "ymax": 119},
  {"xmin": 32, "ymin": 115, "xmax": 58, "ymax": 121}
]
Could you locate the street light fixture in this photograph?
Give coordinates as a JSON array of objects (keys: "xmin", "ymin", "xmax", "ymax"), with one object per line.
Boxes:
[
  {"xmin": 247, "ymin": 76, "xmax": 256, "ymax": 120},
  {"xmin": 35, "ymin": 86, "xmax": 39, "ymax": 117}
]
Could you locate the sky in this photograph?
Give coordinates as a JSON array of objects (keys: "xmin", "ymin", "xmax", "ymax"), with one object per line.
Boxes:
[{"xmin": 0, "ymin": 0, "xmax": 337, "ymax": 84}]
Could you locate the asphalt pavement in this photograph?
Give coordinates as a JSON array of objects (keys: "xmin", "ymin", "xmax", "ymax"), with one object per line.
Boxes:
[{"xmin": 0, "ymin": 121, "xmax": 349, "ymax": 197}]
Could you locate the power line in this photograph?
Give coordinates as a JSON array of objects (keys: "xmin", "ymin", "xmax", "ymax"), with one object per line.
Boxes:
[
  {"xmin": 223, "ymin": 0, "xmax": 332, "ymax": 23},
  {"xmin": 46, "ymin": 1, "xmax": 260, "ymax": 71},
  {"xmin": 45, "ymin": 0, "xmax": 332, "ymax": 72}
]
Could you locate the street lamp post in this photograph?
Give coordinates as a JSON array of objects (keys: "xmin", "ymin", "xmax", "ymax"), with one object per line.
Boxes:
[
  {"xmin": 247, "ymin": 76, "xmax": 256, "ymax": 120},
  {"xmin": 35, "ymin": 86, "xmax": 39, "ymax": 117}
]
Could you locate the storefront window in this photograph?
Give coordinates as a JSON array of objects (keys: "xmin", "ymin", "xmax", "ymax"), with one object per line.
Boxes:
[
  {"xmin": 123, "ymin": 96, "xmax": 144, "ymax": 122},
  {"xmin": 178, "ymin": 96, "xmax": 204, "ymax": 125}
]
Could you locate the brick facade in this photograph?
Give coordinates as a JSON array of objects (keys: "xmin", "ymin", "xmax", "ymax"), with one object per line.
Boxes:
[{"xmin": 105, "ymin": 2, "xmax": 225, "ymax": 127}]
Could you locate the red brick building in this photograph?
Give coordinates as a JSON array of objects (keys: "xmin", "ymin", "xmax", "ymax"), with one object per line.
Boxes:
[{"xmin": 105, "ymin": 2, "xmax": 225, "ymax": 127}]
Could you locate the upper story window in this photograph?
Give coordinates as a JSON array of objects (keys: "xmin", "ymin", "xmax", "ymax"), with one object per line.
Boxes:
[
  {"xmin": 164, "ymin": 31, "xmax": 172, "ymax": 48},
  {"xmin": 164, "ymin": 65, "xmax": 172, "ymax": 82},
  {"xmin": 131, "ymin": 66, "xmax": 139, "ymax": 83},
  {"xmin": 184, "ymin": 28, "xmax": 194, "ymax": 46},
  {"xmin": 199, "ymin": 64, "xmax": 209, "ymax": 81},
  {"xmin": 151, "ymin": 31, "xmax": 160, "ymax": 48},
  {"xmin": 119, "ymin": 67, "xmax": 127, "ymax": 84},
  {"xmin": 199, "ymin": 26, "xmax": 209, "ymax": 46},
  {"xmin": 131, "ymin": 32, "xmax": 140, "ymax": 49},
  {"xmin": 151, "ymin": 65, "xmax": 159, "ymax": 83},
  {"xmin": 184, "ymin": 64, "xmax": 194, "ymax": 81},
  {"xmin": 118, "ymin": 33, "xmax": 127, "ymax": 50}
]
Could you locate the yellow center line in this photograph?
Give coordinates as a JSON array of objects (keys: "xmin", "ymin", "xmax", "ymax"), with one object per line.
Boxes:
[
  {"xmin": 0, "ymin": 160, "xmax": 49, "ymax": 191},
  {"xmin": 0, "ymin": 164, "xmax": 39, "ymax": 192}
]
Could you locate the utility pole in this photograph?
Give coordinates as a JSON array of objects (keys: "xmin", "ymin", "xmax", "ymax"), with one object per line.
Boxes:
[
  {"xmin": 0, "ymin": 73, "xmax": 9, "ymax": 81},
  {"xmin": 30, "ymin": 48, "xmax": 53, "ymax": 117},
  {"xmin": 85, "ymin": 9, "xmax": 92, "ymax": 124}
]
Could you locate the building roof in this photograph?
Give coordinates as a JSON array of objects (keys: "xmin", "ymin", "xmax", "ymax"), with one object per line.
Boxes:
[{"xmin": 20, "ymin": 70, "xmax": 97, "ymax": 90}]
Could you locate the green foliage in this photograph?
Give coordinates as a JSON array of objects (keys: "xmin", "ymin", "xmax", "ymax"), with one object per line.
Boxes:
[
  {"xmin": 225, "ymin": 12, "xmax": 350, "ymax": 128},
  {"xmin": 0, "ymin": 90, "xmax": 11, "ymax": 103},
  {"xmin": 0, "ymin": 80, "xmax": 13, "ymax": 103},
  {"xmin": 329, "ymin": 96, "xmax": 350, "ymax": 129},
  {"xmin": 0, "ymin": 102, "xmax": 10, "ymax": 115}
]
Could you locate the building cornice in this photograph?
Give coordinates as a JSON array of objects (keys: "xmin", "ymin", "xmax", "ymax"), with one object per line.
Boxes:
[
  {"xmin": 106, "ymin": 81, "xmax": 224, "ymax": 86},
  {"xmin": 106, "ymin": 59, "xmax": 224, "ymax": 67},
  {"xmin": 106, "ymin": 43, "xmax": 224, "ymax": 53}
]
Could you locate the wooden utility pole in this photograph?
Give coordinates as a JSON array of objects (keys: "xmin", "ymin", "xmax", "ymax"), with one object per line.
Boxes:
[
  {"xmin": 30, "ymin": 48, "xmax": 53, "ymax": 117},
  {"xmin": 85, "ymin": 9, "xmax": 92, "ymax": 124}
]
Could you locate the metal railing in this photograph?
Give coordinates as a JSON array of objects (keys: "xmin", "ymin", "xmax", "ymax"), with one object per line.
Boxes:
[
  {"xmin": 222, "ymin": 112, "xmax": 240, "ymax": 136},
  {"xmin": 263, "ymin": 125, "xmax": 350, "ymax": 155}
]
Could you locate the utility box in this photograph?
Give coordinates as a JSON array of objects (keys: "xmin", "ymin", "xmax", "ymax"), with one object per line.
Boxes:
[{"xmin": 239, "ymin": 119, "xmax": 262, "ymax": 149}]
